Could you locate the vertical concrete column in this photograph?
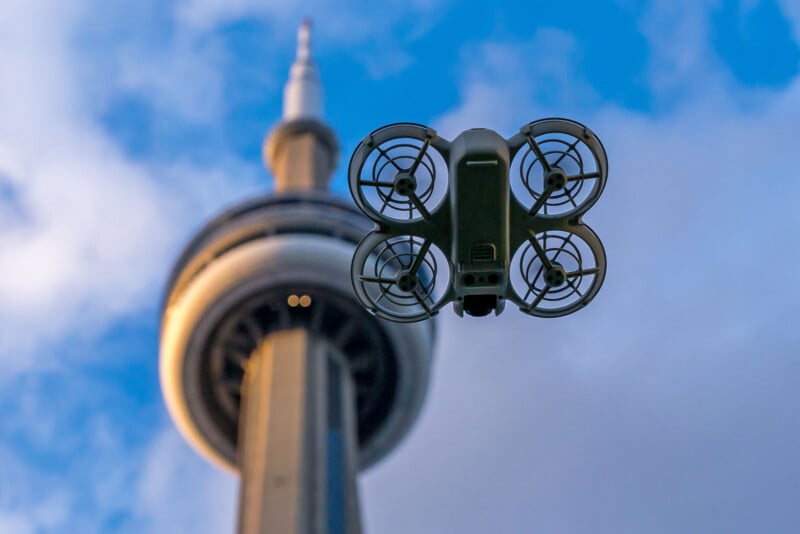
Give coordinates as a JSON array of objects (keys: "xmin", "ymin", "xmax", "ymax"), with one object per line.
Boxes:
[
  {"xmin": 236, "ymin": 329, "xmax": 361, "ymax": 534},
  {"xmin": 326, "ymin": 352, "xmax": 362, "ymax": 534}
]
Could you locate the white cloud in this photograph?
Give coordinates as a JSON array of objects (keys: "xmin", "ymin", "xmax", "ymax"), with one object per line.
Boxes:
[
  {"xmin": 0, "ymin": 441, "xmax": 91, "ymax": 532},
  {"xmin": 777, "ymin": 0, "xmax": 800, "ymax": 44},
  {"xmin": 637, "ymin": 0, "xmax": 726, "ymax": 101},
  {"xmin": 0, "ymin": 0, "xmax": 260, "ymax": 369},
  {"xmin": 0, "ymin": 1, "xmax": 264, "ymax": 530},
  {"xmin": 0, "ymin": 493, "xmax": 70, "ymax": 534},
  {"xmin": 175, "ymin": 0, "xmax": 444, "ymax": 37},
  {"xmin": 175, "ymin": 0, "xmax": 293, "ymax": 31},
  {"xmin": 434, "ymin": 28, "xmax": 598, "ymax": 138},
  {"xmin": 1, "ymin": 0, "xmax": 799, "ymax": 532},
  {"xmin": 0, "ymin": 368, "xmax": 237, "ymax": 532},
  {"xmin": 357, "ymin": 47, "xmax": 415, "ymax": 80},
  {"xmin": 132, "ymin": 427, "xmax": 237, "ymax": 533},
  {"xmin": 115, "ymin": 31, "xmax": 228, "ymax": 124},
  {"xmin": 361, "ymin": 4, "xmax": 800, "ymax": 533},
  {"xmin": 174, "ymin": 0, "xmax": 450, "ymax": 78}
]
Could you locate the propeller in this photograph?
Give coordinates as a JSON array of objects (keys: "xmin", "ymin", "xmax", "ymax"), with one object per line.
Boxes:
[
  {"xmin": 509, "ymin": 226, "xmax": 606, "ymax": 317},
  {"xmin": 349, "ymin": 123, "xmax": 449, "ymax": 224},
  {"xmin": 509, "ymin": 118, "xmax": 607, "ymax": 219},
  {"xmin": 351, "ymin": 232, "xmax": 451, "ymax": 322}
]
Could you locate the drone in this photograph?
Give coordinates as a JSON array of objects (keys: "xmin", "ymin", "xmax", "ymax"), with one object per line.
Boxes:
[{"xmin": 348, "ymin": 118, "xmax": 607, "ymax": 323}]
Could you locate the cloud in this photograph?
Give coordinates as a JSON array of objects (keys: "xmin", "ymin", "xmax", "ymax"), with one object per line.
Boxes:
[
  {"xmin": 1, "ymin": 0, "xmax": 799, "ymax": 533},
  {"xmin": 174, "ymin": 0, "xmax": 451, "ymax": 78},
  {"xmin": 364, "ymin": 310, "xmax": 800, "ymax": 533},
  {"xmin": 0, "ymin": 367, "xmax": 237, "ymax": 532},
  {"xmin": 361, "ymin": 4, "xmax": 800, "ymax": 533},
  {"xmin": 0, "ymin": 0, "xmax": 252, "ymax": 509},
  {"xmin": 0, "ymin": 441, "xmax": 72, "ymax": 533},
  {"xmin": 114, "ymin": 30, "xmax": 228, "ymax": 124},
  {"xmin": 636, "ymin": 0, "xmax": 726, "ymax": 101},
  {"xmin": 132, "ymin": 427, "xmax": 237, "ymax": 533},
  {"xmin": 434, "ymin": 28, "xmax": 598, "ymax": 137},
  {"xmin": 0, "ymin": 0, "xmax": 261, "ymax": 369},
  {"xmin": 175, "ymin": 0, "xmax": 444, "ymax": 37},
  {"xmin": 0, "ymin": 1, "xmax": 269, "ymax": 531},
  {"xmin": 777, "ymin": 0, "xmax": 800, "ymax": 43},
  {"xmin": 0, "ymin": 490, "xmax": 70, "ymax": 534}
]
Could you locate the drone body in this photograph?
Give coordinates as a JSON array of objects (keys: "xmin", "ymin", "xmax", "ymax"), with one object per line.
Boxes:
[
  {"xmin": 349, "ymin": 119, "xmax": 608, "ymax": 323},
  {"xmin": 449, "ymin": 128, "xmax": 511, "ymax": 317}
]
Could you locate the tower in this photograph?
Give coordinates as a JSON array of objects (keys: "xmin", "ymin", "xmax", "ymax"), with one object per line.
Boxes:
[{"xmin": 159, "ymin": 20, "xmax": 435, "ymax": 533}]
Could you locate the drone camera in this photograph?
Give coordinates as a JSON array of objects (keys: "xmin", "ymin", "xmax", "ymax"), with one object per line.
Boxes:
[
  {"xmin": 461, "ymin": 294, "xmax": 502, "ymax": 317},
  {"xmin": 454, "ymin": 264, "xmax": 506, "ymax": 317}
]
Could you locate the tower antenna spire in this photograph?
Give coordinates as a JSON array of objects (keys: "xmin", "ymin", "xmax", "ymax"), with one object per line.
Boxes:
[
  {"xmin": 264, "ymin": 18, "xmax": 338, "ymax": 192},
  {"xmin": 283, "ymin": 17, "xmax": 321, "ymax": 120}
]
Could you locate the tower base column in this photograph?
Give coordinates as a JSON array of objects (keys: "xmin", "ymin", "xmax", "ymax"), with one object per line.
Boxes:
[{"xmin": 236, "ymin": 329, "xmax": 362, "ymax": 534}]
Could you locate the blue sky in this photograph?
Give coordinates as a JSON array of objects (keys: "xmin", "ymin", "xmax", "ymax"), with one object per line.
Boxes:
[{"xmin": 1, "ymin": 0, "xmax": 800, "ymax": 532}]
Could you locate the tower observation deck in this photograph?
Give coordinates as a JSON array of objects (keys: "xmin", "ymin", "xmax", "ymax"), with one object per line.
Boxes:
[{"xmin": 159, "ymin": 20, "xmax": 436, "ymax": 533}]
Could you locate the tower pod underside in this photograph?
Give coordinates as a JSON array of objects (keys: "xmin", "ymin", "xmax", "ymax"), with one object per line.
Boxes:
[{"xmin": 160, "ymin": 193, "xmax": 435, "ymax": 472}]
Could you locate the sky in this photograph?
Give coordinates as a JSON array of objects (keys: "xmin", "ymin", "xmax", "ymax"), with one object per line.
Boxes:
[{"xmin": 0, "ymin": 0, "xmax": 799, "ymax": 532}]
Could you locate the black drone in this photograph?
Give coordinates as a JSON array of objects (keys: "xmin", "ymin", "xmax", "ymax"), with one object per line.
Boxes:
[{"xmin": 348, "ymin": 118, "xmax": 607, "ymax": 323}]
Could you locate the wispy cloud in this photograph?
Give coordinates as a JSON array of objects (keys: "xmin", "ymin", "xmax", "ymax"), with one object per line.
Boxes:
[
  {"xmin": 0, "ymin": 368, "xmax": 236, "ymax": 532},
  {"xmin": 1, "ymin": 0, "xmax": 799, "ymax": 532},
  {"xmin": 637, "ymin": 0, "xmax": 725, "ymax": 101},
  {"xmin": 0, "ymin": 0, "xmax": 262, "ymax": 367},
  {"xmin": 175, "ymin": 0, "xmax": 451, "ymax": 78},
  {"xmin": 433, "ymin": 27, "xmax": 598, "ymax": 137},
  {"xmin": 114, "ymin": 31, "xmax": 229, "ymax": 124},
  {"xmin": 777, "ymin": 0, "xmax": 800, "ymax": 42},
  {"xmin": 130, "ymin": 427, "xmax": 237, "ymax": 534},
  {"xmin": 362, "ymin": 3, "xmax": 800, "ymax": 533}
]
